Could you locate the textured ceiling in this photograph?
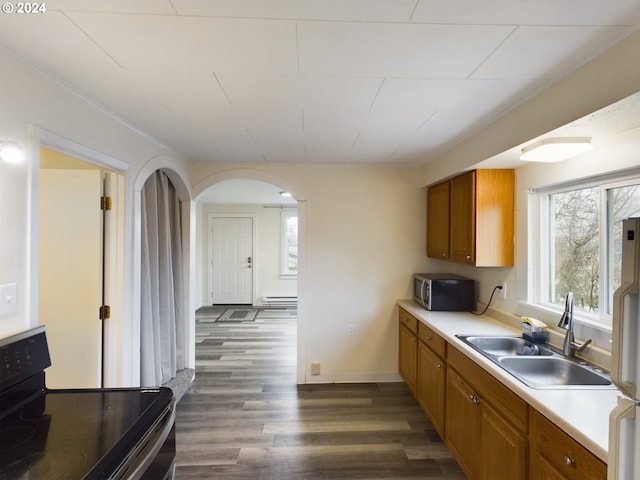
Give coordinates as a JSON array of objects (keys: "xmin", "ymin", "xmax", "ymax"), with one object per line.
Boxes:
[{"xmin": 1, "ymin": 0, "xmax": 639, "ymax": 165}]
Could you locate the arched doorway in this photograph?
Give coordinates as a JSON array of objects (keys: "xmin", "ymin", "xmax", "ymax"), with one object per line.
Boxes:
[
  {"xmin": 132, "ymin": 159, "xmax": 195, "ymax": 389},
  {"xmin": 193, "ymin": 170, "xmax": 307, "ymax": 384}
]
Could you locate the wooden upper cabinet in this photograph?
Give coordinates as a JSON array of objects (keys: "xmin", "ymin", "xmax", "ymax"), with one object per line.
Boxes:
[
  {"xmin": 449, "ymin": 171, "xmax": 476, "ymax": 264},
  {"xmin": 426, "ymin": 181, "xmax": 450, "ymax": 259},
  {"xmin": 427, "ymin": 169, "xmax": 514, "ymax": 267}
]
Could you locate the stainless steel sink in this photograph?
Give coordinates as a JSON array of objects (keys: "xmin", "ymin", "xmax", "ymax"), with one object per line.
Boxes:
[
  {"xmin": 456, "ymin": 335, "xmax": 614, "ymax": 389},
  {"xmin": 498, "ymin": 356, "xmax": 612, "ymax": 388},
  {"xmin": 462, "ymin": 335, "xmax": 553, "ymax": 357}
]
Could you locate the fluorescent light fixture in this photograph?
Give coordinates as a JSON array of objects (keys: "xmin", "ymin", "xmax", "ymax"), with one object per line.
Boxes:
[
  {"xmin": 279, "ymin": 191, "xmax": 292, "ymax": 197},
  {"xmin": 0, "ymin": 141, "xmax": 25, "ymax": 164},
  {"xmin": 520, "ymin": 137, "xmax": 593, "ymax": 163}
]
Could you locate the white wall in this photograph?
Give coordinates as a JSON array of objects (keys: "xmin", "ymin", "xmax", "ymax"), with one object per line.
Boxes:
[
  {"xmin": 0, "ymin": 143, "xmax": 28, "ymax": 337},
  {"xmin": 197, "ymin": 203, "xmax": 298, "ymax": 307}
]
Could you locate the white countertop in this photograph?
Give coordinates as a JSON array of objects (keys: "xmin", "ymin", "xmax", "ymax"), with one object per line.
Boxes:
[{"xmin": 398, "ymin": 300, "xmax": 621, "ymax": 463}]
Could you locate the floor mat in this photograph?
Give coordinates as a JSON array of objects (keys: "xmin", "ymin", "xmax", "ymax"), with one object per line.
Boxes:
[{"xmin": 216, "ymin": 308, "xmax": 259, "ymax": 322}]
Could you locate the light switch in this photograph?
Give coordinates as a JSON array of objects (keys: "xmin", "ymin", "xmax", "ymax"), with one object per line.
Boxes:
[{"xmin": 0, "ymin": 283, "xmax": 17, "ymax": 315}]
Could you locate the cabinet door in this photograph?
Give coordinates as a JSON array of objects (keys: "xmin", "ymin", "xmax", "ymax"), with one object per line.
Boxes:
[
  {"xmin": 445, "ymin": 369, "xmax": 480, "ymax": 479},
  {"xmin": 417, "ymin": 341, "xmax": 446, "ymax": 438},
  {"xmin": 481, "ymin": 401, "xmax": 528, "ymax": 480},
  {"xmin": 399, "ymin": 325, "xmax": 418, "ymax": 394},
  {"xmin": 530, "ymin": 411, "xmax": 606, "ymax": 480},
  {"xmin": 449, "ymin": 171, "xmax": 476, "ymax": 264},
  {"xmin": 427, "ymin": 181, "xmax": 450, "ymax": 259},
  {"xmin": 475, "ymin": 169, "xmax": 515, "ymax": 266}
]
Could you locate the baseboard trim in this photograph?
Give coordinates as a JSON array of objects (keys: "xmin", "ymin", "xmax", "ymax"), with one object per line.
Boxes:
[{"xmin": 303, "ymin": 372, "xmax": 403, "ymax": 384}]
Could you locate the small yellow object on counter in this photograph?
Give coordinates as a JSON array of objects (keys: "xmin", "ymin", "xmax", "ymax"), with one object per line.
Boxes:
[{"xmin": 521, "ymin": 317, "xmax": 548, "ymax": 344}]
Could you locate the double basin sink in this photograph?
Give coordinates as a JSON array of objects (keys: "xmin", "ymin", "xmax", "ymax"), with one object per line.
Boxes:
[{"xmin": 456, "ymin": 335, "xmax": 614, "ymax": 389}]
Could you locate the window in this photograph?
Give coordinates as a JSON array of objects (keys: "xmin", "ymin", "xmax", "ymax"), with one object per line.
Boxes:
[
  {"xmin": 281, "ymin": 209, "xmax": 298, "ymax": 276},
  {"xmin": 536, "ymin": 176, "xmax": 640, "ymax": 324}
]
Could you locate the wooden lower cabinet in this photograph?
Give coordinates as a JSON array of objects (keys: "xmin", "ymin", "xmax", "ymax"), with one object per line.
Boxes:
[
  {"xmin": 417, "ymin": 338, "xmax": 446, "ymax": 438},
  {"xmin": 446, "ymin": 347, "xmax": 528, "ymax": 480},
  {"xmin": 481, "ymin": 400, "xmax": 528, "ymax": 480},
  {"xmin": 445, "ymin": 368, "xmax": 481, "ymax": 477},
  {"xmin": 530, "ymin": 410, "xmax": 606, "ymax": 480},
  {"xmin": 398, "ymin": 309, "xmax": 606, "ymax": 480},
  {"xmin": 445, "ymin": 368, "xmax": 528, "ymax": 480},
  {"xmin": 399, "ymin": 323, "xmax": 418, "ymax": 395}
]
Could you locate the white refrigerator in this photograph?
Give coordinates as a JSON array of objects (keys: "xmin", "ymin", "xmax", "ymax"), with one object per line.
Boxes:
[{"xmin": 609, "ymin": 217, "xmax": 640, "ymax": 480}]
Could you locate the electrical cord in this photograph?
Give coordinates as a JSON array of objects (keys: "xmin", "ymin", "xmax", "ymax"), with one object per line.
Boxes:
[{"xmin": 470, "ymin": 284, "xmax": 503, "ymax": 316}]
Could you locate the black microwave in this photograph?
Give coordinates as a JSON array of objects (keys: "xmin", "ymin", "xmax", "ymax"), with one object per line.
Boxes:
[{"xmin": 414, "ymin": 273, "xmax": 474, "ymax": 311}]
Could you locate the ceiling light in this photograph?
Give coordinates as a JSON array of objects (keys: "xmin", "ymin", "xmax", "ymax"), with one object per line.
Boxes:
[
  {"xmin": 279, "ymin": 191, "xmax": 292, "ymax": 197},
  {"xmin": 520, "ymin": 137, "xmax": 593, "ymax": 163},
  {"xmin": 0, "ymin": 141, "xmax": 25, "ymax": 164}
]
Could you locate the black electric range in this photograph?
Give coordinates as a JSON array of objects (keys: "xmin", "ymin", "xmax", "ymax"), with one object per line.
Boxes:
[{"xmin": 0, "ymin": 327, "xmax": 176, "ymax": 479}]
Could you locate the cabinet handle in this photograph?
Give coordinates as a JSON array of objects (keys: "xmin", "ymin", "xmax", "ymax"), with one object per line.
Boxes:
[
  {"xmin": 466, "ymin": 255, "xmax": 471, "ymax": 260},
  {"xmin": 563, "ymin": 455, "xmax": 575, "ymax": 467},
  {"xmin": 436, "ymin": 363, "xmax": 442, "ymax": 369},
  {"xmin": 468, "ymin": 394, "xmax": 480, "ymax": 405},
  {"xmin": 410, "ymin": 338, "xmax": 416, "ymax": 343},
  {"xmin": 424, "ymin": 336, "xmax": 432, "ymax": 342}
]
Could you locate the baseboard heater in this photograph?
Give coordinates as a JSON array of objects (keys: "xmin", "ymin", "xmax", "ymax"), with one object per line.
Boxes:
[{"xmin": 261, "ymin": 296, "xmax": 297, "ymax": 307}]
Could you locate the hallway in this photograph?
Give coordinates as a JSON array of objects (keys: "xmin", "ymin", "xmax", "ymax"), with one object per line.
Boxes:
[{"xmin": 175, "ymin": 307, "xmax": 465, "ymax": 479}]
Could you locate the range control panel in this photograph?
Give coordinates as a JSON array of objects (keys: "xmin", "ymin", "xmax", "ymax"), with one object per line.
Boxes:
[{"xmin": 0, "ymin": 326, "xmax": 51, "ymax": 392}]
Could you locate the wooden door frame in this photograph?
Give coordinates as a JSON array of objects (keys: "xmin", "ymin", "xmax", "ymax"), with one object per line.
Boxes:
[{"xmin": 208, "ymin": 213, "xmax": 257, "ymax": 306}]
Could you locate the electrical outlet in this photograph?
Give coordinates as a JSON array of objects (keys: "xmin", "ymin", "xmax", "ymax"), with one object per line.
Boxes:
[
  {"xmin": 347, "ymin": 324, "xmax": 355, "ymax": 336},
  {"xmin": 499, "ymin": 282, "xmax": 507, "ymax": 300}
]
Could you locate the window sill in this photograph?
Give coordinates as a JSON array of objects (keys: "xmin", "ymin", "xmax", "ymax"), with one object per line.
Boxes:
[
  {"xmin": 518, "ymin": 301, "xmax": 611, "ymax": 331},
  {"xmin": 517, "ymin": 300, "xmax": 612, "ymax": 344},
  {"xmin": 516, "ymin": 301, "xmax": 613, "ymax": 369}
]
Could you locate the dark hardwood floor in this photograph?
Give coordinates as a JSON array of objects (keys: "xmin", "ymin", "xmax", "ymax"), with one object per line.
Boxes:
[{"xmin": 175, "ymin": 306, "xmax": 466, "ymax": 479}]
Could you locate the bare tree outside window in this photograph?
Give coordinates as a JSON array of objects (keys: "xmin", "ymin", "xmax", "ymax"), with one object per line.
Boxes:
[
  {"xmin": 549, "ymin": 187, "xmax": 599, "ymax": 311},
  {"xmin": 547, "ymin": 182, "xmax": 640, "ymax": 317}
]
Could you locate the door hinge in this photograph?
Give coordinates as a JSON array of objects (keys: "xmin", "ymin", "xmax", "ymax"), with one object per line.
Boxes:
[
  {"xmin": 100, "ymin": 196, "xmax": 112, "ymax": 211},
  {"xmin": 99, "ymin": 305, "xmax": 111, "ymax": 320}
]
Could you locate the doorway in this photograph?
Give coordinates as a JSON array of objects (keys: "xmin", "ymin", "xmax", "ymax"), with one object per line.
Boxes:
[
  {"xmin": 209, "ymin": 215, "xmax": 255, "ymax": 305},
  {"xmin": 38, "ymin": 147, "xmax": 121, "ymax": 388}
]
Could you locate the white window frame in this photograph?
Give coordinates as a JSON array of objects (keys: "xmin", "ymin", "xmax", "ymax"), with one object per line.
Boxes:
[
  {"xmin": 280, "ymin": 208, "xmax": 298, "ymax": 278},
  {"xmin": 530, "ymin": 171, "xmax": 640, "ymax": 330}
]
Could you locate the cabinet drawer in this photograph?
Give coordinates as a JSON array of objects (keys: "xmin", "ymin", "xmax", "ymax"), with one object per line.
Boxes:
[
  {"xmin": 418, "ymin": 323, "xmax": 446, "ymax": 358},
  {"xmin": 531, "ymin": 411, "xmax": 606, "ymax": 480},
  {"xmin": 448, "ymin": 346, "xmax": 528, "ymax": 432},
  {"xmin": 399, "ymin": 307, "xmax": 418, "ymax": 334}
]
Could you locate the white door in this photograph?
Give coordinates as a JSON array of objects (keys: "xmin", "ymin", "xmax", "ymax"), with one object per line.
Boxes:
[
  {"xmin": 39, "ymin": 169, "xmax": 103, "ymax": 388},
  {"xmin": 211, "ymin": 216, "xmax": 253, "ymax": 304}
]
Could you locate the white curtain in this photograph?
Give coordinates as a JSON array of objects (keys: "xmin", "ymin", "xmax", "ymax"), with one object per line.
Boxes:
[{"xmin": 140, "ymin": 170, "xmax": 185, "ymax": 386}]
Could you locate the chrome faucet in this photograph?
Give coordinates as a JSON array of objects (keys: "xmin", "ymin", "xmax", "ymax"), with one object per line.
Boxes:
[{"xmin": 557, "ymin": 292, "xmax": 592, "ymax": 357}]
